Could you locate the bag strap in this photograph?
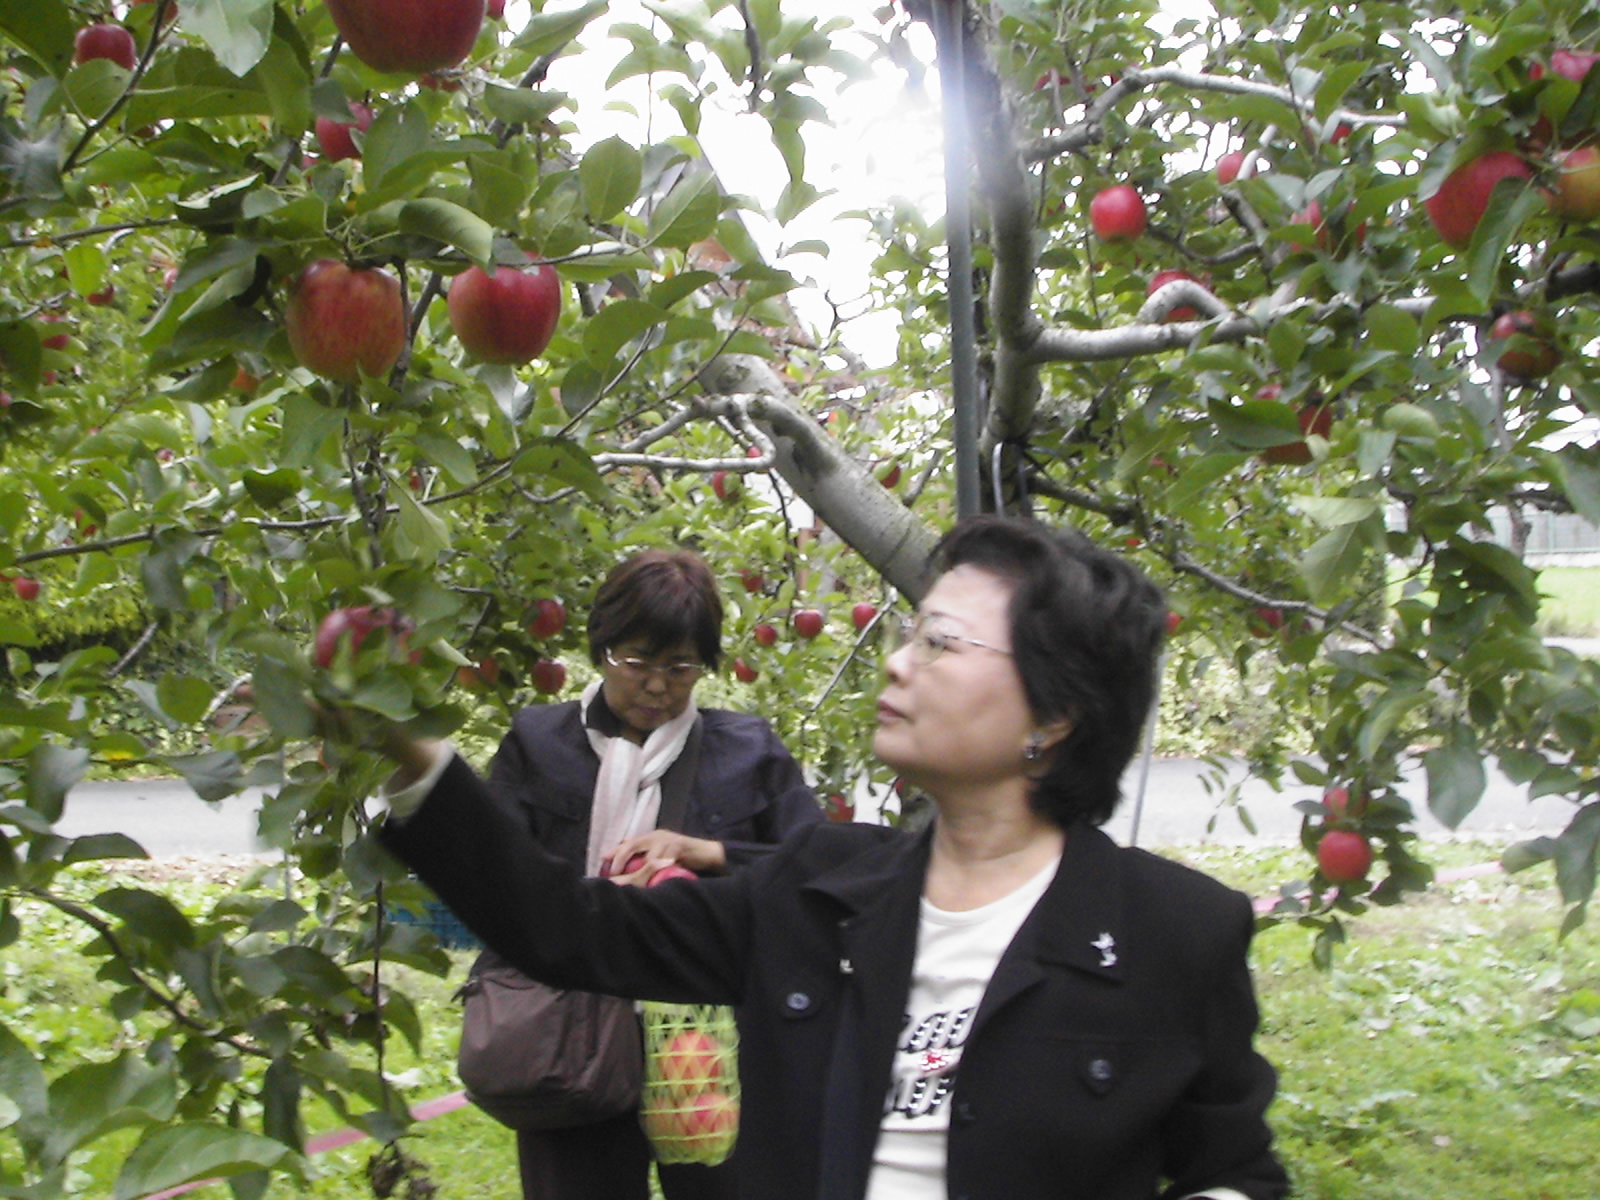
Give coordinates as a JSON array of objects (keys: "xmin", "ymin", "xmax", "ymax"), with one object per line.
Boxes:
[{"xmin": 656, "ymin": 715, "xmax": 702, "ymax": 834}]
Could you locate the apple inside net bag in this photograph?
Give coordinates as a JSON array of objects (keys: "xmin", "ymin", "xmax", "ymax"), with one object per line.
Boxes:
[{"xmin": 638, "ymin": 1002, "xmax": 741, "ymax": 1165}]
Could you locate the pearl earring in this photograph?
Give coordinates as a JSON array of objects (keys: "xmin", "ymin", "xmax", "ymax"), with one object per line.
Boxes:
[{"xmin": 1023, "ymin": 734, "xmax": 1044, "ymax": 762}]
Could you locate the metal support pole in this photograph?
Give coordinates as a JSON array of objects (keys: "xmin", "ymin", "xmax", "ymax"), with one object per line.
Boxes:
[
  {"xmin": 929, "ymin": 0, "xmax": 982, "ymax": 519},
  {"xmin": 1126, "ymin": 649, "xmax": 1165, "ymax": 848}
]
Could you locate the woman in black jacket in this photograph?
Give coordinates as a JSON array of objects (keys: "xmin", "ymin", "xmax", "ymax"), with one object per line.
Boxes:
[
  {"xmin": 477, "ymin": 548, "xmax": 819, "ymax": 1200},
  {"xmin": 373, "ymin": 517, "xmax": 1288, "ymax": 1200}
]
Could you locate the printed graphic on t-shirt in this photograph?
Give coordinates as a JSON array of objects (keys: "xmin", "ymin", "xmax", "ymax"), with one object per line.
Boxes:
[{"xmin": 884, "ymin": 1005, "xmax": 976, "ymax": 1120}]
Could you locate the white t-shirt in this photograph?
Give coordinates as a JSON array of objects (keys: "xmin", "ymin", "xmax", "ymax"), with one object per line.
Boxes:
[{"xmin": 865, "ymin": 855, "xmax": 1060, "ymax": 1200}]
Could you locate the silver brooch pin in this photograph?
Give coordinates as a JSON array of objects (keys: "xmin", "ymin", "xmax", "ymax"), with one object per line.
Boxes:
[{"xmin": 1091, "ymin": 931, "xmax": 1117, "ymax": 968}]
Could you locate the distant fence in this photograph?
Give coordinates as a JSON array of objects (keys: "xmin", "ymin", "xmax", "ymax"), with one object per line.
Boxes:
[{"xmin": 1485, "ymin": 508, "xmax": 1600, "ymax": 566}]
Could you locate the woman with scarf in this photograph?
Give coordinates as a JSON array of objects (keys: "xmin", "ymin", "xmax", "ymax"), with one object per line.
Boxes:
[{"xmin": 480, "ymin": 547, "xmax": 819, "ymax": 1200}]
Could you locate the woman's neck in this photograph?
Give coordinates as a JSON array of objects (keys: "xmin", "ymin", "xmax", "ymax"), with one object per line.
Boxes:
[{"xmin": 924, "ymin": 785, "xmax": 1064, "ymax": 911}]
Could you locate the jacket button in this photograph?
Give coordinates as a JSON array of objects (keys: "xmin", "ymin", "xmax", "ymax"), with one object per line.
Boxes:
[
  {"xmin": 1087, "ymin": 1057, "xmax": 1113, "ymax": 1083},
  {"xmin": 953, "ymin": 1100, "xmax": 976, "ymax": 1125},
  {"xmin": 785, "ymin": 991, "xmax": 811, "ymax": 1012}
]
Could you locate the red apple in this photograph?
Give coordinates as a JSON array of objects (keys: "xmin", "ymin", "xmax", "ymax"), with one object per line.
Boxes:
[
  {"xmin": 314, "ymin": 101, "xmax": 375, "ymax": 163},
  {"xmin": 1217, "ymin": 151, "xmax": 1247, "ymax": 184},
  {"xmin": 792, "ymin": 609, "xmax": 824, "ymax": 639},
  {"xmin": 1248, "ymin": 607, "xmax": 1285, "ymax": 637},
  {"xmin": 656, "ymin": 1029, "xmax": 723, "ymax": 1101},
  {"xmin": 711, "ymin": 471, "xmax": 741, "ymax": 501},
  {"xmin": 1424, "ymin": 151, "xmax": 1534, "ymax": 248},
  {"xmin": 1146, "ymin": 269, "xmax": 1208, "ymax": 321},
  {"xmin": 527, "ymin": 598, "xmax": 566, "ymax": 639},
  {"xmin": 1548, "ymin": 49, "xmax": 1600, "ymax": 83},
  {"xmin": 647, "ymin": 864, "xmax": 698, "ymax": 887},
  {"xmin": 740, "ymin": 570, "xmax": 764, "ymax": 594},
  {"xmin": 851, "ymin": 602, "xmax": 878, "ymax": 631},
  {"xmin": 823, "ymin": 792, "xmax": 854, "ymax": 822},
  {"xmin": 752, "ymin": 623, "xmax": 778, "ymax": 647},
  {"xmin": 1089, "ymin": 184, "xmax": 1147, "ymax": 241},
  {"xmin": 74, "ymin": 23, "xmax": 138, "ymax": 71},
  {"xmin": 1261, "ymin": 404, "xmax": 1333, "ymax": 466},
  {"xmin": 324, "ymin": 0, "xmax": 486, "ymax": 75},
  {"xmin": 313, "ymin": 605, "xmax": 396, "ymax": 668},
  {"xmin": 487, "ymin": 0, "xmax": 506, "ymax": 17},
  {"xmin": 1490, "ymin": 310, "xmax": 1560, "ymax": 379},
  {"xmin": 86, "ymin": 285, "xmax": 115, "ymax": 306},
  {"xmin": 531, "ymin": 657, "xmax": 567, "ymax": 695},
  {"xmin": 455, "ymin": 656, "xmax": 500, "ymax": 690},
  {"xmin": 12, "ymin": 577, "xmax": 40, "ymax": 602},
  {"xmin": 1546, "ymin": 146, "xmax": 1600, "ymax": 220},
  {"xmin": 1165, "ymin": 611, "xmax": 1182, "ymax": 636},
  {"xmin": 600, "ymin": 851, "xmax": 650, "ymax": 880},
  {"xmin": 38, "ymin": 315, "xmax": 70, "ymax": 351},
  {"xmin": 446, "ymin": 258, "xmax": 563, "ymax": 364},
  {"xmin": 1317, "ymin": 829, "xmax": 1373, "ymax": 883},
  {"xmin": 231, "ymin": 366, "xmax": 260, "ymax": 393},
  {"xmin": 732, "ymin": 658, "xmax": 759, "ymax": 683},
  {"xmin": 1294, "ymin": 200, "xmax": 1366, "ymax": 253},
  {"xmin": 877, "ymin": 461, "xmax": 902, "ymax": 488},
  {"xmin": 285, "ymin": 260, "xmax": 407, "ymax": 385}
]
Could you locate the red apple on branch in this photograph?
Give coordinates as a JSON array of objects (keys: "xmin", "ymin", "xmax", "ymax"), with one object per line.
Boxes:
[
  {"xmin": 1216, "ymin": 151, "xmax": 1247, "ymax": 184},
  {"xmin": 711, "ymin": 471, "xmax": 741, "ymax": 501},
  {"xmin": 1490, "ymin": 310, "xmax": 1560, "ymax": 379},
  {"xmin": 12, "ymin": 577, "xmax": 40, "ymax": 602},
  {"xmin": 792, "ymin": 609, "xmax": 824, "ymax": 639},
  {"xmin": 1146, "ymin": 269, "xmax": 1208, "ymax": 321},
  {"xmin": 527, "ymin": 598, "xmax": 566, "ymax": 639},
  {"xmin": 752, "ymin": 623, "xmax": 778, "ymax": 647},
  {"xmin": 1547, "ymin": 48, "xmax": 1600, "ymax": 83},
  {"xmin": 739, "ymin": 570, "xmax": 764, "ymax": 594},
  {"xmin": 38, "ymin": 315, "xmax": 70, "ymax": 351},
  {"xmin": 74, "ymin": 23, "xmax": 138, "ymax": 71},
  {"xmin": 315, "ymin": 101, "xmax": 375, "ymax": 163},
  {"xmin": 1423, "ymin": 151, "xmax": 1533, "ymax": 248},
  {"xmin": 531, "ymin": 658, "xmax": 567, "ymax": 695},
  {"xmin": 851, "ymin": 602, "xmax": 878, "ymax": 631},
  {"xmin": 1164, "ymin": 611, "xmax": 1182, "ymax": 636},
  {"xmin": 313, "ymin": 606, "xmax": 405, "ymax": 668},
  {"xmin": 1317, "ymin": 829, "xmax": 1373, "ymax": 883},
  {"xmin": 1546, "ymin": 146, "xmax": 1600, "ymax": 220},
  {"xmin": 324, "ymin": 0, "xmax": 486, "ymax": 75},
  {"xmin": 285, "ymin": 260, "xmax": 407, "ymax": 384},
  {"xmin": 446, "ymin": 259, "xmax": 563, "ymax": 364},
  {"xmin": 732, "ymin": 658, "xmax": 759, "ymax": 683},
  {"xmin": 877, "ymin": 460, "xmax": 902, "ymax": 488},
  {"xmin": 1089, "ymin": 185, "xmax": 1147, "ymax": 241},
  {"xmin": 1248, "ymin": 607, "xmax": 1285, "ymax": 637},
  {"xmin": 1260, "ymin": 403, "xmax": 1332, "ymax": 466}
]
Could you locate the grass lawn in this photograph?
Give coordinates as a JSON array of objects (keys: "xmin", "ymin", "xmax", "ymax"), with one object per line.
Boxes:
[
  {"xmin": 3, "ymin": 842, "xmax": 1595, "ymax": 1200},
  {"xmin": 1534, "ymin": 565, "xmax": 1600, "ymax": 637}
]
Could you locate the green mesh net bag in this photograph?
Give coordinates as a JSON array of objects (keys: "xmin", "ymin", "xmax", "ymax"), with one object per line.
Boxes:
[{"xmin": 638, "ymin": 1001, "xmax": 740, "ymax": 1165}]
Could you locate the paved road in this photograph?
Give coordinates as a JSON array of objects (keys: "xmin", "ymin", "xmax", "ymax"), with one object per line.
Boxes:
[{"xmin": 50, "ymin": 753, "xmax": 1581, "ymax": 860}]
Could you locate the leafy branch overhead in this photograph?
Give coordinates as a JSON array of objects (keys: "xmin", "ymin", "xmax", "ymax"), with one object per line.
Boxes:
[{"xmin": 2, "ymin": 0, "xmax": 1600, "ymax": 1195}]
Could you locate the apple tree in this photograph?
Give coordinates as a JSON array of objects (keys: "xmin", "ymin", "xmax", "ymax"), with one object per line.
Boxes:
[{"xmin": 1, "ymin": 0, "xmax": 1600, "ymax": 1193}]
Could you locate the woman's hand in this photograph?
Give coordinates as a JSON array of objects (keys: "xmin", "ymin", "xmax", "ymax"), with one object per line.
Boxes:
[{"xmin": 602, "ymin": 829, "xmax": 728, "ymax": 881}]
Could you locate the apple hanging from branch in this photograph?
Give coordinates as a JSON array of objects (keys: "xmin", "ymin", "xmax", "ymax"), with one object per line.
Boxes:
[
  {"xmin": 315, "ymin": 101, "xmax": 375, "ymax": 163},
  {"xmin": 1423, "ymin": 151, "xmax": 1533, "ymax": 247},
  {"xmin": 285, "ymin": 260, "xmax": 407, "ymax": 385},
  {"xmin": 324, "ymin": 0, "xmax": 486, "ymax": 75},
  {"xmin": 74, "ymin": 23, "xmax": 138, "ymax": 70},
  {"xmin": 446, "ymin": 258, "xmax": 563, "ymax": 365},
  {"xmin": 1089, "ymin": 185, "xmax": 1147, "ymax": 241}
]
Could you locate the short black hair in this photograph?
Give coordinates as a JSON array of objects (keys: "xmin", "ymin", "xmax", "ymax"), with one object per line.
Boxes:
[
  {"xmin": 928, "ymin": 515, "xmax": 1167, "ymax": 827},
  {"xmin": 587, "ymin": 548, "xmax": 724, "ymax": 672}
]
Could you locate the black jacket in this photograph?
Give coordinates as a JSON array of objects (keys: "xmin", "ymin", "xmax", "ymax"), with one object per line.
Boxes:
[
  {"xmin": 484, "ymin": 700, "xmax": 821, "ymax": 870},
  {"xmin": 383, "ymin": 755, "xmax": 1287, "ymax": 1200}
]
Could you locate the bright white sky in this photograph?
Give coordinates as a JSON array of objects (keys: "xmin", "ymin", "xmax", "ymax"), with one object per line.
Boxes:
[{"xmin": 524, "ymin": 0, "xmax": 946, "ymax": 366}]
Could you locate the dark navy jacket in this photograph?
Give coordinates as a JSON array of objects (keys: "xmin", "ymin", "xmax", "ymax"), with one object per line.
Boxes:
[{"xmin": 384, "ymin": 755, "xmax": 1286, "ymax": 1200}]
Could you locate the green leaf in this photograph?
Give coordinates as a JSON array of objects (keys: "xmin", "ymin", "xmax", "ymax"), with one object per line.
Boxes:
[
  {"xmin": 1207, "ymin": 397, "xmax": 1302, "ymax": 449},
  {"xmin": 1314, "ymin": 62, "xmax": 1366, "ymax": 120},
  {"xmin": 1423, "ymin": 737, "xmax": 1487, "ymax": 829},
  {"xmin": 155, "ymin": 674, "xmax": 215, "ymax": 724},
  {"xmin": 510, "ymin": 0, "xmax": 609, "ymax": 57},
  {"xmin": 392, "ymin": 486, "xmax": 451, "ymax": 566},
  {"xmin": 579, "ymin": 137, "xmax": 643, "ymax": 222},
  {"xmin": 113, "ymin": 1123, "xmax": 291, "ymax": 1200},
  {"xmin": 399, "ymin": 199, "xmax": 495, "ymax": 268},
  {"xmin": 63, "ymin": 833, "xmax": 148, "ymax": 865},
  {"xmin": 1300, "ymin": 523, "xmax": 1370, "ymax": 605},
  {"xmin": 646, "ymin": 165, "xmax": 722, "ymax": 249},
  {"xmin": 1363, "ymin": 304, "xmax": 1420, "ymax": 356},
  {"xmin": 361, "ymin": 102, "xmax": 434, "ymax": 192},
  {"xmin": 1464, "ymin": 183, "xmax": 1543, "ymax": 306},
  {"xmin": 413, "ymin": 433, "xmax": 479, "ymax": 488},
  {"xmin": 1357, "ymin": 690, "xmax": 1428, "ymax": 761},
  {"xmin": 478, "ymin": 85, "xmax": 569, "ymax": 127},
  {"xmin": 95, "ymin": 888, "xmax": 196, "ymax": 949},
  {"xmin": 582, "ymin": 299, "xmax": 669, "ymax": 365},
  {"xmin": 0, "ymin": 1021, "xmax": 47, "ymax": 1134},
  {"xmin": 1547, "ymin": 444, "xmax": 1600, "ymax": 526},
  {"xmin": 165, "ymin": 750, "xmax": 244, "ymax": 802},
  {"xmin": 184, "ymin": 0, "xmax": 275, "ymax": 76},
  {"xmin": 25, "ymin": 744, "xmax": 89, "ymax": 824},
  {"xmin": 512, "ymin": 438, "xmax": 608, "ymax": 500},
  {"xmin": 280, "ymin": 394, "xmax": 346, "ymax": 469},
  {"xmin": 1296, "ymin": 497, "xmax": 1381, "ymax": 527},
  {"xmin": 648, "ymin": 271, "xmax": 722, "ymax": 310},
  {"xmin": 0, "ymin": 3, "xmax": 77, "ymax": 77},
  {"xmin": 242, "ymin": 468, "xmax": 303, "ymax": 510},
  {"xmin": 1547, "ymin": 803, "xmax": 1600, "ymax": 908},
  {"xmin": 43, "ymin": 1052, "xmax": 178, "ymax": 1169}
]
